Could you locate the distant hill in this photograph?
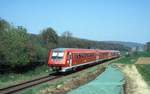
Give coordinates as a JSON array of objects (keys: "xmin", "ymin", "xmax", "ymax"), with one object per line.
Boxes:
[{"xmin": 102, "ymin": 41, "xmax": 144, "ymax": 50}]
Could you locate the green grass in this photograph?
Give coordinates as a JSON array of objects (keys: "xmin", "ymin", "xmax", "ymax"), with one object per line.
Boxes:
[
  {"xmin": 0, "ymin": 65, "xmax": 52, "ymax": 89},
  {"xmin": 136, "ymin": 65, "xmax": 150, "ymax": 85}
]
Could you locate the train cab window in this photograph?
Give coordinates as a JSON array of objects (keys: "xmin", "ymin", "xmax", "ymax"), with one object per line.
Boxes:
[{"xmin": 52, "ymin": 51, "xmax": 64, "ymax": 60}]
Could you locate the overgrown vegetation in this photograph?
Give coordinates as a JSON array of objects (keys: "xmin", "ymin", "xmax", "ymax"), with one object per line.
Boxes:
[
  {"xmin": 136, "ymin": 65, "xmax": 150, "ymax": 85},
  {"xmin": 0, "ymin": 18, "xmax": 130, "ymax": 73}
]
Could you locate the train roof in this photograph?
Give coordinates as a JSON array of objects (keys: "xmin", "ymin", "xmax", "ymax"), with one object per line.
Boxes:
[
  {"xmin": 52, "ymin": 48, "xmax": 120, "ymax": 52},
  {"xmin": 53, "ymin": 48, "xmax": 68, "ymax": 51},
  {"xmin": 93, "ymin": 49, "xmax": 119, "ymax": 52},
  {"xmin": 52, "ymin": 48, "xmax": 95, "ymax": 51},
  {"xmin": 53, "ymin": 48, "xmax": 80, "ymax": 52}
]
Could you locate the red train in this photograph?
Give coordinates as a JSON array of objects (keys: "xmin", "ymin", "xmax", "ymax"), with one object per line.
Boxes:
[{"xmin": 48, "ymin": 48, "xmax": 120, "ymax": 72}]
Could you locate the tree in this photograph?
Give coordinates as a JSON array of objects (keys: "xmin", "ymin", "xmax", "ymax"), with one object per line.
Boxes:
[
  {"xmin": 61, "ymin": 31, "xmax": 72, "ymax": 39},
  {"xmin": 59, "ymin": 31, "xmax": 73, "ymax": 47},
  {"xmin": 0, "ymin": 19, "xmax": 30, "ymax": 66},
  {"xmin": 4, "ymin": 27, "xmax": 30, "ymax": 66},
  {"xmin": 0, "ymin": 19, "xmax": 11, "ymax": 64},
  {"xmin": 40, "ymin": 27, "xmax": 58, "ymax": 48},
  {"xmin": 0, "ymin": 18, "xmax": 10, "ymax": 32}
]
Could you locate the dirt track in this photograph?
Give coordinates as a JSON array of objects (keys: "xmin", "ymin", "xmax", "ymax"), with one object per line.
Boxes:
[{"xmin": 136, "ymin": 57, "xmax": 150, "ymax": 64}]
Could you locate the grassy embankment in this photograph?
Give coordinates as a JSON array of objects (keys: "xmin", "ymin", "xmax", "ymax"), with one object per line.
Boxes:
[
  {"xmin": 112, "ymin": 51, "xmax": 150, "ymax": 85},
  {"xmin": 0, "ymin": 65, "xmax": 52, "ymax": 89},
  {"xmin": 136, "ymin": 65, "xmax": 150, "ymax": 85},
  {"xmin": 135, "ymin": 52, "xmax": 150, "ymax": 85}
]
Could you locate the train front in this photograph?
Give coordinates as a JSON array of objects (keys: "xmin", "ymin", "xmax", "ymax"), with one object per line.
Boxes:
[{"xmin": 48, "ymin": 48, "xmax": 66, "ymax": 71}]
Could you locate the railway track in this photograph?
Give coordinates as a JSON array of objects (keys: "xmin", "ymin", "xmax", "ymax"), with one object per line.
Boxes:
[
  {"xmin": 0, "ymin": 73, "xmax": 61, "ymax": 94},
  {"xmin": 0, "ymin": 58, "xmax": 119, "ymax": 94}
]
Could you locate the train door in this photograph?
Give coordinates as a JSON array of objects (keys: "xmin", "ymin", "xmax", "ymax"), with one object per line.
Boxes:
[{"xmin": 68, "ymin": 52, "xmax": 72, "ymax": 67}]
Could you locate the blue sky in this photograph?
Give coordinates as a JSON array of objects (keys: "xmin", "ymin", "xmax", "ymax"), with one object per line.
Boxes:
[{"xmin": 0, "ymin": 0, "xmax": 150, "ymax": 43}]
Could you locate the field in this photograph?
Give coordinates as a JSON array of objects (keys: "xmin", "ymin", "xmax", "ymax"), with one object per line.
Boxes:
[
  {"xmin": 135, "ymin": 57, "xmax": 150, "ymax": 85},
  {"xmin": 113, "ymin": 51, "xmax": 150, "ymax": 94},
  {"xmin": 136, "ymin": 57, "xmax": 150, "ymax": 64},
  {"xmin": 113, "ymin": 52, "xmax": 150, "ymax": 81}
]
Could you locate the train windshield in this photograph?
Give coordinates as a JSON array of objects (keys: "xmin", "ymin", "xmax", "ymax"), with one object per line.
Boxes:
[{"xmin": 52, "ymin": 51, "xmax": 64, "ymax": 60}]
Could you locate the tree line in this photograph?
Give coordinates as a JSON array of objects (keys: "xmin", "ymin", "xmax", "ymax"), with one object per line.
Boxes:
[{"xmin": 0, "ymin": 18, "xmax": 130, "ymax": 72}]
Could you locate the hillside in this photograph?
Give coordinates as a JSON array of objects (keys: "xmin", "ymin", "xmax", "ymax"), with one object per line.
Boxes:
[{"xmin": 103, "ymin": 41, "xmax": 144, "ymax": 49}]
